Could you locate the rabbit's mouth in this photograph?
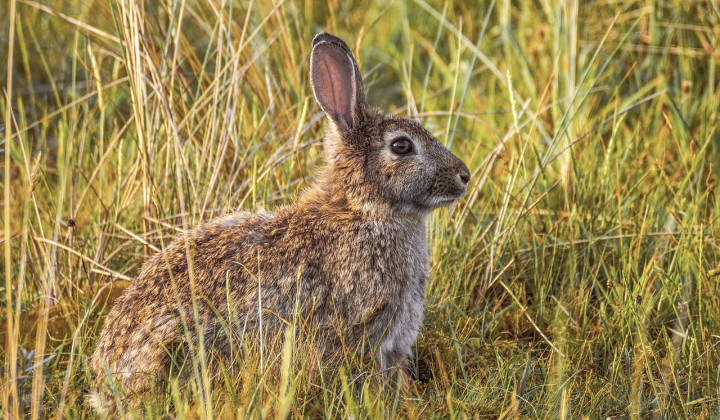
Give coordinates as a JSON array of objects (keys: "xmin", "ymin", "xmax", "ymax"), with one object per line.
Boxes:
[
  {"xmin": 423, "ymin": 167, "xmax": 470, "ymax": 209},
  {"xmin": 426, "ymin": 194, "xmax": 463, "ymax": 208},
  {"xmin": 424, "ymin": 179, "xmax": 468, "ymax": 208}
]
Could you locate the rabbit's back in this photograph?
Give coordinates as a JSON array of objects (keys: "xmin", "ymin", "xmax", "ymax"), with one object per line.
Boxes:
[{"xmin": 89, "ymin": 211, "xmax": 265, "ymax": 383}]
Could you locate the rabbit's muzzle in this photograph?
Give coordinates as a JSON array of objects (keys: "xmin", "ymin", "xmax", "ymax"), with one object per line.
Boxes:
[{"xmin": 428, "ymin": 158, "xmax": 470, "ymax": 207}]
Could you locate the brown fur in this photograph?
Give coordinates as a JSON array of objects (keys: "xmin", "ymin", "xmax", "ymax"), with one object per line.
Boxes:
[{"xmin": 89, "ymin": 33, "xmax": 470, "ymax": 416}]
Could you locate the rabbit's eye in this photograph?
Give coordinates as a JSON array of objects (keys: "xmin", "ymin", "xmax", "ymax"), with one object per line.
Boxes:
[{"xmin": 391, "ymin": 138, "xmax": 413, "ymax": 155}]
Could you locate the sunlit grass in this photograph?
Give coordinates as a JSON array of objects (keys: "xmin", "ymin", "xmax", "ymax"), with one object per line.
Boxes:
[{"xmin": 2, "ymin": 0, "xmax": 719, "ymax": 418}]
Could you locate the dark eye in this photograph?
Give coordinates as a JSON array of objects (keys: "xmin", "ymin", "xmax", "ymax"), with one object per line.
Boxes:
[{"xmin": 391, "ymin": 137, "xmax": 413, "ymax": 155}]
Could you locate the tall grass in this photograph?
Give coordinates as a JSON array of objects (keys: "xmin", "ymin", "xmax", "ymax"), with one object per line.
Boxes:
[{"xmin": 2, "ymin": 0, "xmax": 719, "ymax": 417}]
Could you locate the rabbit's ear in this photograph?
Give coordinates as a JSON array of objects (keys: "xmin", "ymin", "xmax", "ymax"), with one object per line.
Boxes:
[{"xmin": 310, "ymin": 33, "xmax": 367, "ymax": 132}]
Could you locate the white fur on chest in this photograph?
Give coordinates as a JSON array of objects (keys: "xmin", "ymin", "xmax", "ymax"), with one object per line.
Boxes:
[{"xmin": 377, "ymin": 227, "xmax": 428, "ymax": 371}]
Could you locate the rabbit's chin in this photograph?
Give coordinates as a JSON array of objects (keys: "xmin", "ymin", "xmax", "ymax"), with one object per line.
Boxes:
[
  {"xmin": 392, "ymin": 196, "xmax": 462, "ymax": 215},
  {"xmin": 424, "ymin": 195, "xmax": 464, "ymax": 209}
]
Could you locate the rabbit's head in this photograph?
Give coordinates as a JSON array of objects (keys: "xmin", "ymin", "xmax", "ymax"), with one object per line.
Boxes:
[{"xmin": 310, "ymin": 33, "xmax": 470, "ymax": 217}]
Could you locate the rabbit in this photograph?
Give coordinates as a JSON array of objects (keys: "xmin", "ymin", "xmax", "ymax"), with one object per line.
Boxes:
[{"xmin": 88, "ymin": 32, "xmax": 470, "ymax": 416}]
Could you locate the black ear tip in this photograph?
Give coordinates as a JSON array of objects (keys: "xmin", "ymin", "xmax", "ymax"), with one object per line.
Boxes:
[
  {"xmin": 312, "ymin": 32, "xmax": 350, "ymax": 51},
  {"xmin": 311, "ymin": 32, "xmax": 330, "ymax": 47}
]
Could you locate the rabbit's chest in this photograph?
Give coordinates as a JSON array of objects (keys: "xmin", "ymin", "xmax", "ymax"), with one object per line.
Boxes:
[{"xmin": 374, "ymin": 233, "xmax": 429, "ymax": 368}]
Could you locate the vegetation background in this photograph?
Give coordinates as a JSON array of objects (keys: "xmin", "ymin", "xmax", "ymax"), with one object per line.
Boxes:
[{"xmin": 2, "ymin": 0, "xmax": 719, "ymax": 417}]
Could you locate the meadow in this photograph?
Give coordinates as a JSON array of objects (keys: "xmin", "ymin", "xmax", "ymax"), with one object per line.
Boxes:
[{"xmin": 2, "ymin": 0, "xmax": 720, "ymax": 417}]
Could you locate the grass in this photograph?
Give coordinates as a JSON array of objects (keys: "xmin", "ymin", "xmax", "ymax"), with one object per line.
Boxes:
[{"xmin": 2, "ymin": 0, "xmax": 720, "ymax": 417}]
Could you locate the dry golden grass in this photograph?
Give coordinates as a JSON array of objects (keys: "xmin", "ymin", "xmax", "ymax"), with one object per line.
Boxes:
[{"xmin": 2, "ymin": 0, "xmax": 720, "ymax": 417}]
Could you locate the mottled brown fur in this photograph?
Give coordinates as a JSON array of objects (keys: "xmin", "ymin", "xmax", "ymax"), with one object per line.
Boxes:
[{"xmin": 89, "ymin": 33, "xmax": 470, "ymax": 416}]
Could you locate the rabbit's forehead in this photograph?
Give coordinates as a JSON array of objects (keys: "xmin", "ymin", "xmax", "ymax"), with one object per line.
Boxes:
[{"xmin": 380, "ymin": 119, "xmax": 435, "ymax": 143}]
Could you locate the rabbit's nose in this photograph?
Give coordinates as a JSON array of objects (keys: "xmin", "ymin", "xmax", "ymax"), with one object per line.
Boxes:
[
  {"xmin": 457, "ymin": 164, "xmax": 470, "ymax": 185},
  {"xmin": 459, "ymin": 169, "xmax": 470, "ymax": 184}
]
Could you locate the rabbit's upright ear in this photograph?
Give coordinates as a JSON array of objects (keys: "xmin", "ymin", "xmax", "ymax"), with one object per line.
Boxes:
[{"xmin": 310, "ymin": 33, "xmax": 367, "ymax": 132}]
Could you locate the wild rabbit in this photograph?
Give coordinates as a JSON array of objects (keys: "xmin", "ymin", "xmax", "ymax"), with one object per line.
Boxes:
[{"xmin": 89, "ymin": 32, "xmax": 470, "ymax": 415}]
